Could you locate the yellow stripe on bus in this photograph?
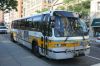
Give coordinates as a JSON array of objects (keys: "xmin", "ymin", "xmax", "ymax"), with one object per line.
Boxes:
[
  {"xmin": 28, "ymin": 36, "xmax": 80, "ymax": 48},
  {"xmin": 48, "ymin": 42, "xmax": 80, "ymax": 48}
]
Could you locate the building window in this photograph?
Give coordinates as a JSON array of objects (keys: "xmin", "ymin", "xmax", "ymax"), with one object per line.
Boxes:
[{"xmin": 97, "ymin": 2, "xmax": 100, "ymax": 10}]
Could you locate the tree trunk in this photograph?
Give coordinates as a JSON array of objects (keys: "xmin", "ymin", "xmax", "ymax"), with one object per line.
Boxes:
[{"xmin": 2, "ymin": 11, "xmax": 4, "ymax": 23}]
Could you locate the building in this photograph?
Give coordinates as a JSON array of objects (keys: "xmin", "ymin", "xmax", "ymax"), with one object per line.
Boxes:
[
  {"xmin": 17, "ymin": 0, "xmax": 23, "ymax": 18},
  {"xmin": 90, "ymin": 0, "xmax": 100, "ymax": 37},
  {"xmin": 23, "ymin": 0, "xmax": 55, "ymax": 17},
  {"xmin": 0, "ymin": 11, "xmax": 3, "ymax": 23},
  {"xmin": 90, "ymin": 0, "xmax": 100, "ymax": 19}
]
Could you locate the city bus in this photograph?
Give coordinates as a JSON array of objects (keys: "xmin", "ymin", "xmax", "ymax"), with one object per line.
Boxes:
[{"xmin": 10, "ymin": 10, "xmax": 90, "ymax": 59}]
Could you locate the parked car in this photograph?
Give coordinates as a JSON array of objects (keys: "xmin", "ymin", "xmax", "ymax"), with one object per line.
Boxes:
[{"xmin": 0, "ymin": 26, "xmax": 8, "ymax": 34}]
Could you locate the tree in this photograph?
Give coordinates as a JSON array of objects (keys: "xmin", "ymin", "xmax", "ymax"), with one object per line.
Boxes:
[
  {"xmin": 35, "ymin": 10, "xmax": 41, "ymax": 13},
  {"xmin": 67, "ymin": 0, "xmax": 90, "ymax": 16},
  {"xmin": 0, "ymin": 0, "xmax": 18, "ymax": 22},
  {"xmin": 82, "ymin": 0, "xmax": 90, "ymax": 9},
  {"xmin": 63, "ymin": 0, "xmax": 74, "ymax": 4},
  {"xmin": 63, "ymin": 0, "xmax": 76, "ymax": 11},
  {"xmin": 41, "ymin": 8, "xmax": 48, "ymax": 12},
  {"xmin": 0, "ymin": 0, "xmax": 18, "ymax": 13},
  {"xmin": 56, "ymin": 6, "xmax": 65, "ymax": 10},
  {"xmin": 68, "ymin": 4, "xmax": 82, "ymax": 12},
  {"xmin": 35, "ymin": 8, "xmax": 48, "ymax": 13}
]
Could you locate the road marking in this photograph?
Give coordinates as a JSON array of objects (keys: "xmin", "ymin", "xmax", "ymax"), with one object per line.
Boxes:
[
  {"xmin": 91, "ymin": 46, "xmax": 100, "ymax": 50},
  {"xmin": 91, "ymin": 63, "xmax": 100, "ymax": 66},
  {"xmin": 86, "ymin": 55, "xmax": 100, "ymax": 61}
]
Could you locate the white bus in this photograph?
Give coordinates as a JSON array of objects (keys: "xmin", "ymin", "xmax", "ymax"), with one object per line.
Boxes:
[{"xmin": 10, "ymin": 10, "xmax": 90, "ymax": 59}]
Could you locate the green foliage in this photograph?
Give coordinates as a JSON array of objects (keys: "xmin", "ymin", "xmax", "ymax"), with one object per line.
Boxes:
[
  {"xmin": 41, "ymin": 8, "xmax": 48, "ymax": 12},
  {"xmin": 0, "ymin": 0, "xmax": 18, "ymax": 13},
  {"xmin": 63, "ymin": 0, "xmax": 74, "ymax": 3},
  {"xmin": 82, "ymin": 0, "xmax": 90, "ymax": 9},
  {"xmin": 68, "ymin": 3, "xmax": 82, "ymax": 12},
  {"xmin": 56, "ymin": 6, "xmax": 65, "ymax": 10},
  {"xmin": 35, "ymin": 8, "xmax": 48, "ymax": 13},
  {"xmin": 35, "ymin": 10, "xmax": 41, "ymax": 13},
  {"xmin": 68, "ymin": 0, "xmax": 90, "ymax": 16}
]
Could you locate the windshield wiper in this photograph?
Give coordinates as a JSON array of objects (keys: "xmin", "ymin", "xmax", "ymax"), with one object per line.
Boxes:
[{"xmin": 64, "ymin": 36, "xmax": 69, "ymax": 42}]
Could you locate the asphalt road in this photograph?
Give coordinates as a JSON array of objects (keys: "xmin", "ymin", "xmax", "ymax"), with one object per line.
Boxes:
[{"xmin": 0, "ymin": 34, "xmax": 100, "ymax": 66}]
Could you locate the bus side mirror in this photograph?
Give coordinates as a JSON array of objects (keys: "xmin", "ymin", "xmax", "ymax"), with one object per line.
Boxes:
[{"xmin": 50, "ymin": 16, "xmax": 55, "ymax": 22}]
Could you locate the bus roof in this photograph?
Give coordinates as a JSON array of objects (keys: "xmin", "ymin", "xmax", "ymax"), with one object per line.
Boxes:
[
  {"xmin": 13, "ymin": 10, "xmax": 79, "ymax": 21},
  {"xmin": 53, "ymin": 11, "xmax": 79, "ymax": 18}
]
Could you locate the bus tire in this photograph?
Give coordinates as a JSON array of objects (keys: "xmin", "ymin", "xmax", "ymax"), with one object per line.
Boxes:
[{"xmin": 32, "ymin": 41, "xmax": 42, "ymax": 57}]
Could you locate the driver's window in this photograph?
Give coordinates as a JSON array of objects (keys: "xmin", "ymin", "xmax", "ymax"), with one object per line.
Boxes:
[
  {"xmin": 61, "ymin": 17, "xmax": 69, "ymax": 36},
  {"xmin": 54, "ymin": 16, "xmax": 64, "ymax": 37},
  {"xmin": 61, "ymin": 17, "xmax": 68, "ymax": 28}
]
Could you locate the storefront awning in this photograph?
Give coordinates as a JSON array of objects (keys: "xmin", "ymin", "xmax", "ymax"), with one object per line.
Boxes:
[{"xmin": 91, "ymin": 18, "xmax": 100, "ymax": 27}]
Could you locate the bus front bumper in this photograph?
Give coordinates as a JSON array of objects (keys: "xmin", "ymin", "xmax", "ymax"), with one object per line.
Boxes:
[{"xmin": 48, "ymin": 47, "xmax": 90, "ymax": 60}]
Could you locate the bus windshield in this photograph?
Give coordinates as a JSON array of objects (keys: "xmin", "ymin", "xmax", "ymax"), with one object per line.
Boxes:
[{"xmin": 54, "ymin": 16, "xmax": 88, "ymax": 37}]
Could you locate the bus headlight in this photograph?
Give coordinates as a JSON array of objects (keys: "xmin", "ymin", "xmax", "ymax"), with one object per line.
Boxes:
[
  {"xmin": 55, "ymin": 44, "xmax": 62, "ymax": 47},
  {"xmin": 80, "ymin": 41, "xmax": 89, "ymax": 46}
]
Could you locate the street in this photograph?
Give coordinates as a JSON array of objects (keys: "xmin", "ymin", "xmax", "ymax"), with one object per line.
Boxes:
[{"xmin": 0, "ymin": 34, "xmax": 100, "ymax": 66}]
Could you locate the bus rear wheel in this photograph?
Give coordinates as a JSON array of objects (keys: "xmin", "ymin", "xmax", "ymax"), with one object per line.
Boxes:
[{"xmin": 32, "ymin": 41, "xmax": 42, "ymax": 57}]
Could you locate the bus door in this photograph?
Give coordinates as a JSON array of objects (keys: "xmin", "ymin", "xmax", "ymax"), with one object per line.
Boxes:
[
  {"xmin": 24, "ymin": 30, "xmax": 29, "ymax": 41},
  {"xmin": 41, "ymin": 24, "xmax": 49, "ymax": 56},
  {"xmin": 41, "ymin": 14, "xmax": 51, "ymax": 56},
  {"xmin": 41, "ymin": 36, "xmax": 48, "ymax": 55}
]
